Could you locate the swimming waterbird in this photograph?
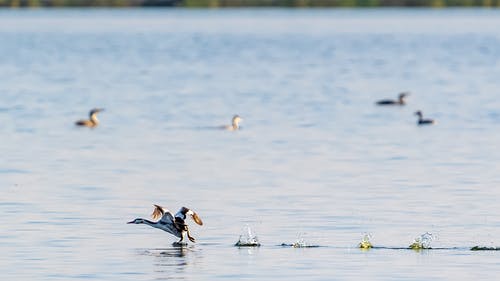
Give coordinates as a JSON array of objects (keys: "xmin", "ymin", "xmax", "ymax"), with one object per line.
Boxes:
[
  {"xmin": 128, "ymin": 205, "xmax": 203, "ymax": 243},
  {"xmin": 376, "ymin": 92, "xmax": 409, "ymax": 106},
  {"xmin": 222, "ymin": 115, "xmax": 242, "ymax": 131},
  {"xmin": 75, "ymin": 108, "xmax": 104, "ymax": 128},
  {"xmin": 414, "ymin": 110, "xmax": 435, "ymax": 125}
]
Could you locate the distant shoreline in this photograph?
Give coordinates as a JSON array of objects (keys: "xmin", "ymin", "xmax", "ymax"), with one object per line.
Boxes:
[{"xmin": 2, "ymin": 0, "xmax": 500, "ymax": 8}]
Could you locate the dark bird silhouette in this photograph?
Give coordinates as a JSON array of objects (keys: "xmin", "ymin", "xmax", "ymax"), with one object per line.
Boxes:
[
  {"xmin": 376, "ymin": 92, "xmax": 409, "ymax": 106},
  {"xmin": 414, "ymin": 110, "xmax": 435, "ymax": 125}
]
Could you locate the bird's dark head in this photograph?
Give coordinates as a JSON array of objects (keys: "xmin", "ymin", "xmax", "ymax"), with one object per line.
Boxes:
[
  {"xmin": 90, "ymin": 108, "xmax": 104, "ymax": 115},
  {"xmin": 127, "ymin": 218, "xmax": 144, "ymax": 224},
  {"xmin": 414, "ymin": 111, "xmax": 423, "ymax": 117},
  {"xmin": 398, "ymin": 92, "xmax": 409, "ymax": 104}
]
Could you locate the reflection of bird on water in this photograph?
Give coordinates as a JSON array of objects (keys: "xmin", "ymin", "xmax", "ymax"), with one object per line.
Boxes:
[
  {"xmin": 75, "ymin": 108, "xmax": 104, "ymax": 128},
  {"xmin": 128, "ymin": 205, "xmax": 203, "ymax": 243},
  {"xmin": 222, "ymin": 115, "xmax": 242, "ymax": 131},
  {"xmin": 414, "ymin": 110, "xmax": 435, "ymax": 125},
  {"xmin": 376, "ymin": 92, "xmax": 409, "ymax": 105},
  {"xmin": 142, "ymin": 247, "xmax": 187, "ymax": 258}
]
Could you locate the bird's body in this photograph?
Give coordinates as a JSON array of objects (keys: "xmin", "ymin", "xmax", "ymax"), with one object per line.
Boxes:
[
  {"xmin": 222, "ymin": 115, "xmax": 242, "ymax": 131},
  {"xmin": 128, "ymin": 205, "xmax": 203, "ymax": 243},
  {"xmin": 75, "ymin": 108, "xmax": 104, "ymax": 128},
  {"xmin": 376, "ymin": 92, "xmax": 409, "ymax": 106},
  {"xmin": 414, "ymin": 111, "xmax": 435, "ymax": 125}
]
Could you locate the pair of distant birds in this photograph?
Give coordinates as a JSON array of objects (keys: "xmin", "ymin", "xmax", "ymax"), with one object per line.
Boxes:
[
  {"xmin": 376, "ymin": 92, "xmax": 435, "ymax": 125},
  {"xmin": 75, "ymin": 108, "xmax": 243, "ymax": 130}
]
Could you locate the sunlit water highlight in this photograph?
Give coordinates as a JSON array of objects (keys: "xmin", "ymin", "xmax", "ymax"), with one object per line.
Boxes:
[{"xmin": 1, "ymin": 8, "xmax": 500, "ymax": 281}]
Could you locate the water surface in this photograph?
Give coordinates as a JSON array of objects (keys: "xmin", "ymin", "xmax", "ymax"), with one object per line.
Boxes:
[{"xmin": 1, "ymin": 8, "xmax": 500, "ymax": 280}]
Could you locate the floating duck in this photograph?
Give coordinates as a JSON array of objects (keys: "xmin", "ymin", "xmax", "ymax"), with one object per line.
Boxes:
[
  {"xmin": 414, "ymin": 110, "xmax": 435, "ymax": 125},
  {"xmin": 222, "ymin": 115, "xmax": 242, "ymax": 131},
  {"xmin": 376, "ymin": 92, "xmax": 409, "ymax": 106},
  {"xmin": 128, "ymin": 205, "xmax": 203, "ymax": 243},
  {"xmin": 75, "ymin": 108, "xmax": 104, "ymax": 128}
]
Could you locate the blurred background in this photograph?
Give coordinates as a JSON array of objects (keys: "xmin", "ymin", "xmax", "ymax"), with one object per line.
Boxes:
[{"xmin": 2, "ymin": 0, "xmax": 500, "ymax": 8}]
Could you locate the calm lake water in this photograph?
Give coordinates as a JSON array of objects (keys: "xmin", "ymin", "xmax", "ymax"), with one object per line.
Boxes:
[{"xmin": 1, "ymin": 8, "xmax": 500, "ymax": 280}]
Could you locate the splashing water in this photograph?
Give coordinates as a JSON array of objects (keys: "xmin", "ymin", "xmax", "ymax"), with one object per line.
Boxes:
[
  {"xmin": 292, "ymin": 233, "xmax": 308, "ymax": 248},
  {"xmin": 235, "ymin": 225, "xmax": 261, "ymax": 247},
  {"xmin": 280, "ymin": 233, "xmax": 320, "ymax": 248},
  {"xmin": 358, "ymin": 233, "xmax": 373, "ymax": 249},
  {"xmin": 409, "ymin": 232, "xmax": 434, "ymax": 250}
]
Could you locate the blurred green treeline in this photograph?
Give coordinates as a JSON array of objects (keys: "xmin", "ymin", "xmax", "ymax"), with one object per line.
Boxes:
[{"xmin": 1, "ymin": 0, "xmax": 500, "ymax": 8}]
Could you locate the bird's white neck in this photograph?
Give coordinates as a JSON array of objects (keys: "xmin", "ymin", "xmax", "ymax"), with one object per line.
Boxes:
[
  {"xmin": 140, "ymin": 219, "xmax": 161, "ymax": 229},
  {"xmin": 90, "ymin": 113, "xmax": 99, "ymax": 124}
]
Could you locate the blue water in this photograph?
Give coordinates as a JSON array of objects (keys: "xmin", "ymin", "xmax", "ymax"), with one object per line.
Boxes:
[{"xmin": 1, "ymin": 8, "xmax": 500, "ymax": 280}]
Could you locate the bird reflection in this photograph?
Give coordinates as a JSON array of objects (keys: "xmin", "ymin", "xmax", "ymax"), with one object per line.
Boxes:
[
  {"xmin": 137, "ymin": 245, "xmax": 200, "ymax": 280},
  {"xmin": 142, "ymin": 246, "xmax": 189, "ymax": 259}
]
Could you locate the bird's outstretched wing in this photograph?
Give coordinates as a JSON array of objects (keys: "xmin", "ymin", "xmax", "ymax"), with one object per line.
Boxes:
[
  {"xmin": 152, "ymin": 204, "xmax": 175, "ymax": 224},
  {"xmin": 175, "ymin": 207, "xmax": 203, "ymax": 226},
  {"xmin": 190, "ymin": 210, "xmax": 203, "ymax": 226}
]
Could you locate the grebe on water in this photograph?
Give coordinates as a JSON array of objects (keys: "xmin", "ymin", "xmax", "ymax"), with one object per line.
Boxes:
[
  {"xmin": 128, "ymin": 205, "xmax": 203, "ymax": 243},
  {"xmin": 223, "ymin": 115, "xmax": 242, "ymax": 131},
  {"xmin": 414, "ymin": 110, "xmax": 435, "ymax": 125},
  {"xmin": 75, "ymin": 108, "xmax": 104, "ymax": 128},
  {"xmin": 376, "ymin": 92, "xmax": 409, "ymax": 105}
]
